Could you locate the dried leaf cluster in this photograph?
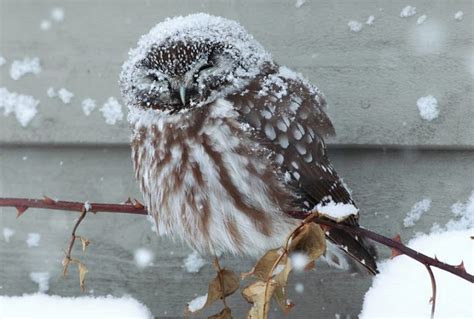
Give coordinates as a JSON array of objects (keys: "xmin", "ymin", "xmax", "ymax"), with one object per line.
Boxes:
[
  {"xmin": 185, "ymin": 214, "xmax": 326, "ymax": 319},
  {"xmin": 62, "ymin": 205, "xmax": 91, "ymax": 291}
]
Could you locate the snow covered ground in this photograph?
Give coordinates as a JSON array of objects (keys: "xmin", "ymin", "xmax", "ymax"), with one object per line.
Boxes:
[
  {"xmin": 361, "ymin": 192, "xmax": 474, "ymax": 318},
  {"xmin": 0, "ymin": 294, "xmax": 153, "ymax": 319},
  {"xmin": 360, "ymin": 228, "xmax": 473, "ymax": 318}
]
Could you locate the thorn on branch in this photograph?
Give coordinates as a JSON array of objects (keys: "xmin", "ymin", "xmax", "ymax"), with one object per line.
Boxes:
[
  {"xmin": 455, "ymin": 261, "xmax": 466, "ymax": 273},
  {"xmin": 391, "ymin": 234, "xmax": 402, "ymax": 258},
  {"xmin": 15, "ymin": 206, "xmax": 28, "ymax": 218},
  {"xmin": 43, "ymin": 196, "xmax": 56, "ymax": 205},
  {"xmin": 133, "ymin": 199, "xmax": 144, "ymax": 209}
]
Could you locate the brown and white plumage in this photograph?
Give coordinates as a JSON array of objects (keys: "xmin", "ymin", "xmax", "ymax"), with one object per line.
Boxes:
[{"xmin": 120, "ymin": 13, "xmax": 377, "ymax": 274}]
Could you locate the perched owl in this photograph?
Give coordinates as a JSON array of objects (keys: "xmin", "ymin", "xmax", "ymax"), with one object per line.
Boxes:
[{"xmin": 120, "ymin": 13, "xmax": 377, "ymax": 274}]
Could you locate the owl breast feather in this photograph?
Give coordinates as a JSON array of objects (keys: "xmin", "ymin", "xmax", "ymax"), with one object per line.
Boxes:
[{"xmin": 130, "ymin": 99, "xmax": 299, "ymax": 256}]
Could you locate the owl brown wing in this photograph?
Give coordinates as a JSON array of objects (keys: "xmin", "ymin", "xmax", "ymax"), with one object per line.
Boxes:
[{"xmin": 227, "ymin": 63, "xmax": 377, "ymax": 274}]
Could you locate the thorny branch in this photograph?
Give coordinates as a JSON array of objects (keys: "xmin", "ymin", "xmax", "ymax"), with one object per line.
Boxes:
[
  {"xmin": 1, "ymin": 196, "xmax": 473, "ymax": 284},
  {"xmin": 288, "ymin": 212, "xmax": 474, "ymax": 283}
]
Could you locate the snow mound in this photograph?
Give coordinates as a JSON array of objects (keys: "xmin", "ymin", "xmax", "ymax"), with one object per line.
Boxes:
[
  {"xmin": 347, "ymin": 20, "xmax": 363, "ymax": 32},
  {"xmin": 360, "ymin": 228, "xmax": 473, "ymax": 318},
  {"xmin": 362, "ymin": 193, "xmax": 473, "ymax": 318},
  {"xmin": 183, "ymin": 251, "xmax": 206, "ymax": 273},
  {"xmin": 0, "ymin": 294, "xmax": 153, "ymax": 319},
  {"xmin": 400, "ymin": 6, "xmax": 417, "ymax": 18},
  {"xmin": 100, "ymin": 97, "xmax": 123, "ymax": 125},
  {"xmin": 417, "ymin": 95, "xmax": 439, "ymax": 121},
  {"xmin": 403, "ymin": 198, "xmax": 431, "ymax": 227},
  {"xmin": 10, "ymin": 57, "xmax": 42, "ymax": 80},
  {"xmin": 0, "ymin": 87, "xmax": 39, "ymax": 127}
]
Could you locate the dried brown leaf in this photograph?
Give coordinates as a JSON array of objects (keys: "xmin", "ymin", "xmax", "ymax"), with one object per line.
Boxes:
[
  {"xmin": 209, "ymin": 269, "xmax": 240, "ymax": 301},
  {"xmin": 289, "ymin": 223, "xmax": 326, "ymax": 264},
  {"xmin": 79, "ymin": 236, "xmax": 90, "ymax": 252},
  {"xmin": 62, "ymin": 257, "xmax": 70, "ymax": 277},
  {"xmin": 304, "ymin": 260, "xmax": 316, "ymax": 271},
  {"xmin": 185, "ymin": 269, "xmax": 239, "ymax": 314},
  {"xmin": 242, "ymin": 248, "xmax": 285, "ymax": 280},
  {"xmin": 208, "ymin": 307, "xmax": 233, "ymax": 319},
  {"xmin": 272, "ymin": 258, "xmax": 294, "ymax": 314},
  {"xmin": 78, "ymin": 262, "xmax": 88, "ymax": 291},
  {"xmin": 242, "ymin": 280, "xmax": 275, "ymax": 319}
]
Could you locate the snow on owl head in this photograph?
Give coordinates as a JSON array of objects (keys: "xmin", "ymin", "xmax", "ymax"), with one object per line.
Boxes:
[{"xmin": 120, "ymin": 13, "xmax": 271, "ymax": 113}]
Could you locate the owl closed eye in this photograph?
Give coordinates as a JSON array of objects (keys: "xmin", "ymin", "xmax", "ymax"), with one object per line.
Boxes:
[{"xmin": 129, "ymin": 41, "xmax": 243, "ymax": 112}]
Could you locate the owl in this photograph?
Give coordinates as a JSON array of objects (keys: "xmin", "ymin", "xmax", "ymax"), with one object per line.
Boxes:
[{"xmin": 120, "ymin": 13, "xmax": 377, "ymax": 274}]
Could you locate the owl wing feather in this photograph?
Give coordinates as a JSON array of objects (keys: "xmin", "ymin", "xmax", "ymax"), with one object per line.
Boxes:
[{"xmin": 227, "ymin": 63, "xmax": 378, "ymax": 274}]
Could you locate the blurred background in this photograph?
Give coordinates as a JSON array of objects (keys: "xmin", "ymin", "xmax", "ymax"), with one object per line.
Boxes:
[{"xmin": 0, "ymin": 0, "xmax": 473, "ymax": 317}]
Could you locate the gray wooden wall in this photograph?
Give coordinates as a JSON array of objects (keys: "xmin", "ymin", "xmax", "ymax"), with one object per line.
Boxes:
[{"xmin": 1, "ymin": 0, "xmax": 473, "ymax": 318}]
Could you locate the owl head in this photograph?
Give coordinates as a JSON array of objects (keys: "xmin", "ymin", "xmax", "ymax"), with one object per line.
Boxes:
[{"xmin": 120, "ymin": 13, "xmax": 271, "ymax": 114}]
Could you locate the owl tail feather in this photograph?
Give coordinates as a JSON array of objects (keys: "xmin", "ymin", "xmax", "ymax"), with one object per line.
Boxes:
[{"xmin": 324, "ymin": 226, "xmax": 378, "ymax": 275}]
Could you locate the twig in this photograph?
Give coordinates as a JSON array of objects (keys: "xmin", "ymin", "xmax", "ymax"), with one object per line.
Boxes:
[
  {"xmin": 62, "ymin": 208, "xmax": 87, "ymax": 277},
  {"xmin": 425, "ymin": 265, "xmax": 437, "ymax": 319},
  {"xmin": 213, "ymin": 256, "xmax": 229, "ymax": 309},
  {"xmin": 1, "ymin": 197, "xmax": 472, "ymax": 283}
]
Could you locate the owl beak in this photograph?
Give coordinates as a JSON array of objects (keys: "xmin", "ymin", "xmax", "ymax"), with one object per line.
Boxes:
[{"xmin": 179, "ymin": 86, "xmax": 186, "ymax": 106}]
